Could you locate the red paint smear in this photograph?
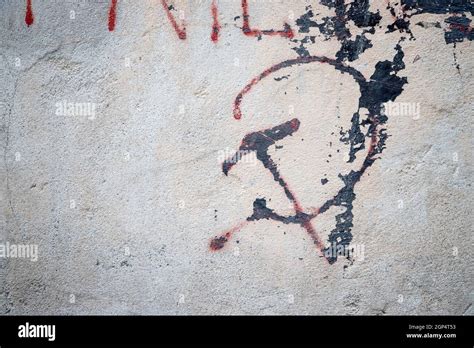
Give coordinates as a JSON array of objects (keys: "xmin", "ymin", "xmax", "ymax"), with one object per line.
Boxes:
[
  {"xmin": 161, "ymin": 0, "xmax": 186, "ymax": 40},
  {"xmin": 108, "ymin": 0, "xmax": 118, "ymax": 31},
  {"xmin": 241, "ymin": 0, "xmax": 294, "ymax": 39},
  {"xmin": 25, "ymin": 0, "xmax": 34, "ymax": 27},
  {"xmin": 211, "ymin": 0, "xmax": 220, "ymax": 43}
]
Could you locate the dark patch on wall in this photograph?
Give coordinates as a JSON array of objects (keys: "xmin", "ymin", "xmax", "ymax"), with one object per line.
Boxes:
[
  {"xmin": 347, "ymin": 0, "xmax": 382, "ymax": 28},
  {"xmin": 444, "ymin": 15, "xmax": 473, "ymax": 43},
  {"xmin": 274, "ymin": 75, "xmax": 290, "ymax": 81},
  {"xmin": 321, "ymin": 44, "xmax": 406, "ymax": 263},
  {"xmin": 387, "ymin": 17, "xmax": 413, "ymax": 35},
  {"xmin": 295, "ymin": 9, "xmax": 318, "ymax": 33},
  {"xmin": 294, "ymin": 1, "xmax": 381, "ymax": 62},
  {"xmin": 401, "ymin": 0, "xmax": 474, "ymax": 15},
  {"xmin": 336, "ymin": 35, "xmax": 373, "ymax": 62},
  {"xmin": 388, "ymin": 0, "xmax": 473, "ymax": 41},
  {"xmin": 416, "ymin": 21, "xmax": 442, "ymax": 28}
]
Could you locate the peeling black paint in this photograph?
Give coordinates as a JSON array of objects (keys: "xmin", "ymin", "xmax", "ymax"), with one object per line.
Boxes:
[
  {"xmin": 294, "ymin": 1, "xmax": 381, "ymax": 62},
  {"xmin": 401, "ymin": 0, "xmax": 474, "ymax": 15},
  {"xmin": 388, "ymin": 0, "xmax": 473, "ymax": 42},
  {"xmin": 336, "ymin": 34, "xmax": 373, "ymax": 62},
  {"xmin": 444, "ymin": 15, "xmax": 473, "ymax": 43}
]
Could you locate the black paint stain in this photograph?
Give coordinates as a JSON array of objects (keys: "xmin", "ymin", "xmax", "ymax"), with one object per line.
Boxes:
[
  {"xmin": 444, "ymin": 15, "xmax": 473, "ymax": 43},
  {"xmin": 401, "ymin": 0, "xmax": 473, "ymax": 15},
  {"xmin": 388, "ymin": 0, "xmax": 473, "ymax": 42},
  {"xmin": 415, "ymin": 21, "xmax": 441, "ymax": 29},
  {"xmin": 274, "ymin": 74, "xmax": 290, "ymax": 81},
  {"xmin": 223, "ymin": 118, "xmax": 300, "ymax": 179}
]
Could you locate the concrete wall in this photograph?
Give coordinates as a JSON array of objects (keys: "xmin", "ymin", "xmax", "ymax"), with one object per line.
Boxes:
[{"xmin": 0, "ymin": 0, "xmax": 472, "ymax": 315}]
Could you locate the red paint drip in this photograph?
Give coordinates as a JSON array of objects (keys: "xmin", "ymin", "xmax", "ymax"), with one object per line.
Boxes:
[
  {"xmin": 25, "ymin": 0, "xmax": 34, "ymax": 27},
  {"xmin": 161, "ymin": 0, "xmax": 186, "ymax": 40},
  {"xmin": 241, "ymin": 0, "xmax": 294, "ymax": 39},
  {"xmin": 108, "ymin": 0, "xmax": 118, "ymax": 32},
  {"xmin": 211, "ymin": 0, "xmax": 220, "ymax": 43}
]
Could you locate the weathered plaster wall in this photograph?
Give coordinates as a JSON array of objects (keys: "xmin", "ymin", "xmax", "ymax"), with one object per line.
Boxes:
[{"xmin": 0, "ymin": 0, "xmax": 472, "ymax": 315}]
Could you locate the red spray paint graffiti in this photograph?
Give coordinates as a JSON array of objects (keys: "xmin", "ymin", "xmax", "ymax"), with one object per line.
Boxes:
[
  {"xmin": 233, "ymin": 55, "xmax": 365, "ymax": 120},
  {"xmin": 211, "ymin": 0, "xmax": 221, "ymax": 43},
  {"xmin": 211, "ymin": 56, "xmax": 384, "ymax": 264},
  {"xmin": 108, "ymin": 0, "xmax": 118, "ymax": 32},
  {"xmin": 21, "ymin": 0, "xmax": 293, "ymax": 41},
  {"xmin": 106, "ymin": 0, "xmax": 187, "ymax": 39},
  {"xmin": 241, "ymin": 0, "xmax": 294, "ymax": 39},
  {"xmin": 211, "ymin": 118, "xmax": 327, "ymax": 260},
  {"xmin": 25, "ymin": 0, "xmax": 34, "ymax": 27},
  {"xmin": 161, "ymin": 0, "xmax": 186, "ymax": 40}
]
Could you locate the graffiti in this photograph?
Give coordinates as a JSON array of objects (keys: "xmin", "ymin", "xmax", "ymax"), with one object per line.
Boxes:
[
  {"xmin": 24, "ymin": 0, "xmax": 33, "ymax": 27},
  {"xmin": 22, "ymin": 0, "xmax": 295, "ymax": 42},
  {"xmin": 16, "ymin": 0, "xmax": 472, "ymax": 264},
  {"xmin": 386, "ymin": 1, "xmax": 473, "ymax": 39},
  {"xmin": 210, "ymin": 0, "xmax": 472, "ymax": 264},
  {"xmin": 161, "ymin": 0, "xmax": 187, "ymax": 40},
  {"xmin": 232, "ymin": 55, "xmax": 365, "ymax": 120},
  {"xmin": 20, "ymin": 0, "xmax": 474, "ymax": 44},
  {"xmin": 211, "ymin": 0, "xmax": 220, "ymax": 43},
  {"xmin": 211, "ymin": 49, "xmax": 402, "ymax": 263},
  {"xmin": 240, "ymin": 0, "xmax": 294, "ymax": 39},
  {"xmin": 210, "ymin": 119, "xmax": 328, "ymax": 255},
  {"xmin": 108, "ymin": 0, "xmax": 118, "ymax": 32}
]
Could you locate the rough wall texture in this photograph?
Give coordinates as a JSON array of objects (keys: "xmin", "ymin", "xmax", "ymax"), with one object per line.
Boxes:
[{"xmin": 0, "ymin": 0, "xmax": 472, "ymax": 315}]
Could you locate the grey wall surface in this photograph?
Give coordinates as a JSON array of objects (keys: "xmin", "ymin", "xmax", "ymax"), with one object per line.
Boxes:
[{"xmin": 1, "ymin": 0, "xmax": 472, "ymax": 315}]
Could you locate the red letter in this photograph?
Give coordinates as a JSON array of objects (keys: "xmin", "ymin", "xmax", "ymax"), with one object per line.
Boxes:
[{"xmin": 241, "ymin": 0, "xmax": 294, "ymax": 39}]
